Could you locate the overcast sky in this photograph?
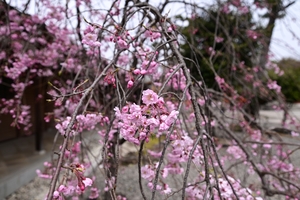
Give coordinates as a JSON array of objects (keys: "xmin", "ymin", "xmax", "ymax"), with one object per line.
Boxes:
[
  {"xmin": 269, "ymin": 0, "xmax": 300, "ymax": 60},
  {"xmin": 11, "ymin": 0, "xmax": 300, "ymax": 61},
  {"xmin": 158, "ymin": 0, "xmax": 300, "ymax": 61}
]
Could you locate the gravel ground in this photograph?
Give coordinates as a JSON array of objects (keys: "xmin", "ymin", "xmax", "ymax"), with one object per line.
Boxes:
[
  {"xmin": 5, "ymin": 125, "xmax": 300, "ymax": 199},
  {"xmin": 6, "ymin": 177, "xmax": 49, "ymax": 200},
  {"xmin": 5, "ymin": 165, "xmax": 169, "ymax": 200},
  {"xmin": 5, "ymin": 139, "xmax": 191, "ymax": 200}
]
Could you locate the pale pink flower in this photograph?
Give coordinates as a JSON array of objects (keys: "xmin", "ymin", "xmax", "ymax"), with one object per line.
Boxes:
[
  {"xmin": 89, "ymin": 187, "xmax": 100, "ymax": 199},
  {"xmin": 227, "ymin": 146, "xmax": 246, "ymax": 160},
  {"xmin": 117, "ymin": 54, "xmax": 130, "ymax": 65},
  {"xmin": 162, "ymin": 184, "xmax": 172, "ymax": 194},
  {"xmin": 129, "ymin": 103, "xmax": 141, "ymax": 113},
  {"xmin": 133, "ymin": 69, "xmax": 141, "ymax": 74},
  {"xmin": 145, "ymin": 30, "xmax": 161, "ymax": 41},
  {"xmin": 198, "ymin": 99, "xmax": 205, "ymax": 106},
  {"xmin": 208, "ymin": 47, "xmax": 215, "ymax": 56},
  {"xmin": 215, "ymin": 36, "xmax": 224, "ymax": 43},
  {"xmin": 161, "ymin": 168, "xmax": 168, "ymax": 178},
  {"xmin": 147, "ymin": 150, "xmax": 162, "ymax": 158},
  {"xmin": 117, "ymin": 37, "xmax": 129, "ymax": 49},
  {"xmin": 141, "ymin": 164, "xmax": 155, "ymax": 180},
  {"xmin": 267, "ymin": 81, "xmax": 281, "ymax": 93},
  {"xmin": 239, "ymin": 6, "xmax": 249, "ymax": 14},
  {"xmin": 53, "ymin": 191, "xmax": 60, "ymax": 199},
  {"xmin": 263, "ymin": 144, "xmax": 272, "ymax": 149},
  {"xmin": 83, "ymin": 26, "xmax": 95, "ymax": 35},
  {"xmin": 148, "ymin": 182, "xmax": 162, "ymax": 191},
  {"xmin": 83, "ymin": 178, "xmax": 93, "ymax": 187},
  {"xmin": 231, "ymin": 0, "xmax": 241, "ymax": 7},
  {"xmin": 221, "ymin": 4, "xmax": 230, "ymax": 14},
  {"xmin": 82, "ymin": 33, "xmax": 101, "ymax": 47},
  {"xmin": 291, "ymin": 131, "xmax": 299, "ymax": 137},
  {"xmin": 165, "ymin": 110, "xmax": 179, "ymax": 125},
  {"xmin": 58, "ymin": 185, "xmax": 67, "ymax": 193},
  {"xmin": 121, "ymin": 105, "xmax": 129, "ymax": 113},
  {"xmin": 215, "ymin": 76, "xmax": 225, "ymax": 85},
  {"xmin": 141, "ymin": 60, "xmax": 158, "ymax": 74},
  {"xmin": 146, "ymin": 117, "xmax": 160, "ymax": 126},
  {"xmin": 159, "ymin": 122, "xmax": 169, "ymax": 131},
  {"xmin": 139, "ymin": 132, "xmax": 147, "ymax": 140},
  {"xmin": 142, "ymin": 89, "xmax": 159, "ymax": 105},
  {"xmin": 127, "ymin": 80, "xmax": 134, "ymax": 88},
  {"xmin": 114, "ymin": 107, "xmax": 122, "ymax": 118},
  {"xmin": 246, "ymin": 30, "xmax": 258, "ymax": 40},
  {"xmin": 140, "ymin": 69, "xmax": 147, "ymax": 75}
]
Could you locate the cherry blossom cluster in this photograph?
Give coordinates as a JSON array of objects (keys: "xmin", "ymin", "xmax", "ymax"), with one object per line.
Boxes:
[
  {"xmin": 115, "ymin": 89, "xmax": 179, "ymax": 145},
  {"xmin": 0, "ymin": 1, "xmax": 82, "ymax": 133},
  {"xmin": 82, "ymin": 26, "xmax": 101, "ymax": 48},
  {"xmin": 55, "ymin": 113, "xmax": 108, "ymax": 135},
  {"xmin": 144, "ymin": 29, "xmax": 161, "ymax": 42},
  {"xmin": 186, "ymin": 175, "xmax": 262, "ymax": 199},
  {"xmin": 132, "ymin": 49, "xmax": 162, "ymax": 81},
  {"xmin": 266, "ymin": 59, "xmax": 284, "ymax": 76},
  {"xmin": 37, "ymin": 141, "xmax": 98, "ymax": 199},
  {"xmin": 166, "ymin": 66, "xmax": 187, "ymax": 91},
  {"xmin": 221, "ymin": 0, "xmax": 250, "ymax": 15},
  {"xmin": 141, "ymin": 163, "xmax": 172, "ymax": 195},
  {"xmin": 141, "ymin": 133, "xmax": 204, "ymax": 194},
  {"xmin": 0, "ymin": 98, "xmax": 32, "ymax": 133},
  {"xmin": 267, "ymin": 80, "xmax": 281, "ymax": 93},
  {"xmin": 52, "ymin": 163, "xmax": 95, "ymax": 199},
  {"xmin": 138, "ymin": 60, "xmax": 159, "ymax": 75}
]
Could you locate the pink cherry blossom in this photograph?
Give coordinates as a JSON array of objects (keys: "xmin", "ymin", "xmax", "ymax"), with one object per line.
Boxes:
[
  {"xmin": 221, "ymin": 4, "xmax": 230, "ymax": 14},
  {"xmin": 89, "ymin": 187, "xmax": 100, "ymax": 199},
  {"xmin": 291, "ymin": 131, "xmax": 299, "ymax": 137},
  {"xmin": 246, "ymin": 30, "xmax": 259, "ymax": 40},
  {"xmin": 215, "ymin": 36, "xmax": 224, "ymax": 43},
  {"xmin": 117, "ymin": 37, "xmax": 129, "ymax": 49},
  {"xmin": 231, "ymin": 0, "xmax": 241, "ymax": 7},
  {"xmin": 142, "ymin": 89, "xmax": 159, "ymax": 105},
  {"xmin": 267, "ymin": 80, "xmax": 281, "ymax": 93},
  {"xmin": 82, "ymin": 33, "xmax": 101, "ymax": 47},
  {"xmin": 145, "ymin": 30, "xmax": 161, "ymax": 41},
  {"xmin": 83, "ymin": 178, "xmax": 93, "ymax": 187},
  {"xmin": 239, "ymin": 6, "xmax": 249, "ymax": 14},
  {"xmin": 53, "ymin": 191, "xmax": 60, "ymax": 199},
  {"xmin": 127, "ymin": 80, "xmax": 134, "ymax": 88},
  {"xmin": 133, "ymin": 69, "xmax": 141, "ymax": 74}
]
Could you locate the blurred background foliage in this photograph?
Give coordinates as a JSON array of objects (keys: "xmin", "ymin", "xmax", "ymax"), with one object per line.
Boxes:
[
  {"xmin": 176, "ymin": 0, "xmax": 299, "ymax": 111},
  {"xmin": 269, "ymin": 58, "xmax": 300, "ymax": 103},
  {"xmin": 179, "ymin": 7, "xmax": 260, "ymax": 89}
]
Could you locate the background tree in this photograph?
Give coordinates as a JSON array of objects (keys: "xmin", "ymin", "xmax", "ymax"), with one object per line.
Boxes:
[
  {"xmin": 180, "ymin": 0, "xmax": 295, "ymax": 117},
  {"xmin": 269, "ymin": 58, "xmax": 300, "ymax": 103}
]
